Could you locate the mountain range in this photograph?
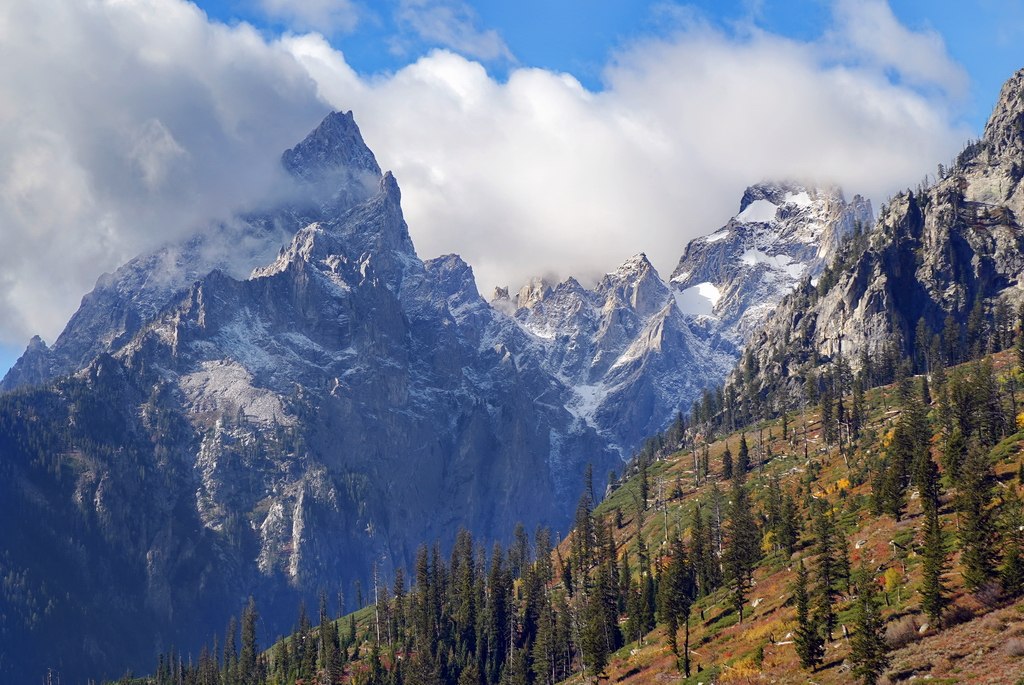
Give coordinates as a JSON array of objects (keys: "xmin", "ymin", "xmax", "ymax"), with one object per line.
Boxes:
[{"xmin": 0, "ymin": 71, "xmax": 906, "ymax": 683}]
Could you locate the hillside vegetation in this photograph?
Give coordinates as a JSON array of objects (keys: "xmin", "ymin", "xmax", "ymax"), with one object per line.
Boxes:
[{"xmin": 108, "ymin": 339, "xmax": 1024, "ymax": 685}]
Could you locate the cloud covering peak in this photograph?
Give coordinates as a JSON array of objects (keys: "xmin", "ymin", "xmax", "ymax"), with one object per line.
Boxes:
[{"xmin": 0, "ymin": 0, "xmax": 970, "ymax": 351}]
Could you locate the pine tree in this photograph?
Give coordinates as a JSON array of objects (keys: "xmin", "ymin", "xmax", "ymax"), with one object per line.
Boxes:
[
  {"xmin": 811, "ymin": 501, "xmax": 838, "ymax": 640},
  {"xmin": 914, "ymin": 317, "xmax": 931, "ymax": 373},
  {"xmin": 724, "ymin": 473, "xmax": 758, "ymax": 623},
  {"xmin": 821, "ymin": 384, "xmax": 837, "ymax": 445},
  {"xmin": 793, "ymin": 561, "xmax": 823, "ymax": 671},
  {"xmin": 737, "ymin": 434, "xmax": 750, "ymax": 476},
  {"xmin": 957, "ymin": 443, "xmax": 998, "ymax": 591},
  {"xmin": 1000, "ymin": 488, "xmax": 1024, "ymax": 598},
  {"xmin": 580, "ymin": 590, "xmax": 609, "ymax": 682},
  {"xmin": 531, "ymin": 592, "xmax": 556, "ymax": 685},
  {"xmin": 658, "ymin": 534, "xmax": 695, "ymax": 675},
  {"xmin": 1016, "ymin": 301, "xmax": 1024, "ymax": 370},
  {"xmin": 690, "ymin": 505, "xmax": 715, "ymax": 596},
  {"xmin": 722, "ymin": 445, "xmax": 733, "ymax": 480},
  {"xmin": 920, "ymin": 502, "xmax": 949, "ymax": 625},
  {"xmin": 297, "ymin": 601, "xmax": 317, "ymax": 681},
  {"xmin": 239, "ymin": 597, "xmax": 259, "ymax": 685},
  {"xmin": 849, "ymin": 572, "xmax": 890, "ymax": 685},
  {"xmin": 486, "ymin": 543, "xmax": 511, "ymax": 685},
  {"xmin": 639, "ymin": 458, "xmax": 650, "ymax": 512},
  {"xmin": 851, "ymin": 375, "xmax": 865, "ymax": 440},
  {"xmin": 973, "ymin": 357, "xmax": 1005, "ymax": 447},
  {"xmin": 223, "ymin": 615, "xmax": 239, "ymax": 685},
  {"xmin": 942, "ymin": 428, "xmax": 967, "ymax": 485}
]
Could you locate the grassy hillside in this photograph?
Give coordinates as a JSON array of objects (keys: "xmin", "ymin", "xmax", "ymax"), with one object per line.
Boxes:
[
  {"xmin": 106, "ymin": 351, "xmax": 1024, "ymax": 685},
  {"xmin": 571, "ymin": 351, "xmax": 1024, "ymax": 684}
]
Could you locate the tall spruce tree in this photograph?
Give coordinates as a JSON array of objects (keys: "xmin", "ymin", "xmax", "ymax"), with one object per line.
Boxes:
[
  {"xmin": 580, "ymin": 590, "xmax": 609, "ymax": 682},
  {"xmin": 920, "ymin": 502, "xmax": 949, "ymax": 624},
  {"xmin": 658, "ymin": 534, "xmax": 695, "ymax": 675},
  {"xmin": 239, "ymin": 597, "xmax": 259, "ymax": 685},
  {"xmin": 957, "ymin": 443, "xmax": 998, "ymax": 591},
  {"xmin": 1000, "ymin": 488, "xmax": 1024, "ymax": 598},
  {"xmin": 812, "ymin": 501, "xmax": 838, "ymax": 640},
  {"xmin": 724, "ymin": 471, "xmax": 759, "ymax": 623},
  {"xmin": 850, "ymin": 572, "xmax": 890, "ymax": 685},
  {"xmin": 737, "ymin": 434, "xmax": 750, "ymax": 476},
  {"xmin": 793, "ymin": 560, "xmax": 823, "ymax": 671}
]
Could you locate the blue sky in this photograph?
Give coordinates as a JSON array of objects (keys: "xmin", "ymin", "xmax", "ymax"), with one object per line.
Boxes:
[
  {"xmin": 0, "ymin": 0, "xmax": 1021, "ymax": 377},
  {"xmin": 188, "ymin": 0, "xmax": 1024, "ymax": 132}
]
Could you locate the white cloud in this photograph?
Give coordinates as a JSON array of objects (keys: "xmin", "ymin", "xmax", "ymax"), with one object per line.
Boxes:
[
  {"xmin": 0, "ymin": 0, "xmax": 330, "ymax": 346},
  {"xmin": 258, "ymin": 0, "xmax": 359, "ymax": 34},
  {"xmin": 0, "ymin": 0, "xmax": 972, "ymax": 354},
  {"xmin": 393, "ymin": 0, "xmax": 513, "ymax": 62},
  {"xmin": 287, "ymin": 13, "xmax": 969, "ymax": 295},
  {"xmin": 829, "ymin": 0, "xmax": 969, "ymax": 100}
]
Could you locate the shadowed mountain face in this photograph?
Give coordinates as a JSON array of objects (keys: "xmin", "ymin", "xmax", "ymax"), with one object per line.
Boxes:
[
  {"xmin": 736, "ymin": 68, "xmax": 1024, "ymax": 400},
  {"xmin": 0, "ymin": 104, "xmax": 874, "ymax": 683},
  {"xmin": 0, "ymin": 112, "xmax": 617, "ymax": 683}
]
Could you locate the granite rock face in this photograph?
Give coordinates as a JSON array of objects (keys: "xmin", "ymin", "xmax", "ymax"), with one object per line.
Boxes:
[
  {"xmin": 671, "ymin": 181, "xmax": 873, "ymax": 349},
  {"xmin": 492, "ymin": 183, "xmax": 872, "ymax": 455},
  {"xmin": 0, "ymin": 111, "xmax": 617, "ymax": 682},
  {"xmin": 738, "ymin": 69, "xmax": 1024, "ymax": 396}
]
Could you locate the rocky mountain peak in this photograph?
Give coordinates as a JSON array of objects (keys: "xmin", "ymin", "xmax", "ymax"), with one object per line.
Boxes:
[
  {"xmin": 599, "ymin": 253, "xmax": 669, "ymax": 319},
  {"xmin": 25, "ymin": 334, "xmax": 48, "ymax": 352},
  {"xmin": 671, "ymin": 180, "xmax": 872, "ymax": 346},
  {"xmin": 282, "ymin": 110, "xmax": 382, "ymax": 183},
  {"xmin": 515, "ymin": 277, "xmax": 552, "ymax": 309},
  {"xmin": 424, "ymin": 254, "xmax": 479, "ymax": 301},
  {"xmin": 338, "ymin": 170, "xmax": 415, "ymax": 260},
  {"xmin": 739, "ymin": 181, "xmax": 791, "ymax": 213},
  {"xmin": 611, "ymin": 252, "xmax": 654, "ymax": 278},
  {"xmin": 982, "ymin": 68, "xmax": 1024, "ymax": 159},
  {"xmin": 734, "ymin": 181, "xmax": 845, "ymax": 225}
]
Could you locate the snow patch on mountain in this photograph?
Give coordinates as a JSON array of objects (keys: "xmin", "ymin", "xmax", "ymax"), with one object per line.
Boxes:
[
  {"xmin": 737, "ymin": 198, "xmax": 778, "ymax": 223},
  {"xmin": 674, "ymin": 282, "xmax": 722, "ymax": 317},
  {"xmin": 671, "ymin": 181, "xmax": 873, "ymax": 347}
]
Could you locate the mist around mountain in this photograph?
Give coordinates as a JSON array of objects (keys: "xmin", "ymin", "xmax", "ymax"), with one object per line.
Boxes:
[
  {"xmin": 120, "ymin": 66, "xmax": 1024, "ymax": 685},
  {"xmin": 7, "ymin": 53, "xmax": 1024, "ymax": 685}
]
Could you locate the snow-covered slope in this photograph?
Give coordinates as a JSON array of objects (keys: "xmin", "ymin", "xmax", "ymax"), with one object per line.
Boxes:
[
  {"xmin": 671, "ymin": 182, "xmax": 873, "ymax": 347},
  {"xmin": 490, "ymin": 184, "xmax": 872, "ymax": 456},
  {"xmin": 1, "ymin": 111, "xmax": 381, "ymax": 393},
  {"xmin": 492, "ymin": 254, "xmax": 729, "ymax": 454}
]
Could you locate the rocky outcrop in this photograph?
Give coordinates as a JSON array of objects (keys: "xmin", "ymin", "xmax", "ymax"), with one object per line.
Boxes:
[
  {"xmin": 671, "ymin": 182, "xmax": 873, "ymax": 348},
  {"xmin": 492, "ymin": 184, "xmax": 872, "ymax": 455},
  {"xmin": 494, "ymin": 254, "xmax": 728, "ymax": 453},
  {"xmin": 0, "ymin": 112, "xmax": 618, "ymax": 682},
  {"xmin": 737, "ymin": 69, "xmax": 1024, "ymax": 397}
]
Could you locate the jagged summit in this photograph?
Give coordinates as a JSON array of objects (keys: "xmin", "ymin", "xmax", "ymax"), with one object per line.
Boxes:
[
  {"xmin": 282, "ymin": 110, "xmax": 381, "ymax": 182},
  {"xmin": 736, "ymin": 180, "xmax": 845, "ymax": 215},
  {"xmin": 494, "ymin": 250, "xmax": 723, "ymax": 453},
  {"xmin": 981, "ymin": 68, "xmax": 1024, "ymax": 159},
  {"xmin": 671, "ymin": 181, "xmax": 873, "ymax": 346},
  {"xmin": 738, "ymin": 67, "xmax": 1024, "ymax": 400},
  {"xmin": 598, "ymin": 253, "xmax": 670, "ymax": 320},
  {"xmin": 1, "ymin": 111, "xmax": 391, "ymax": 393}
]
